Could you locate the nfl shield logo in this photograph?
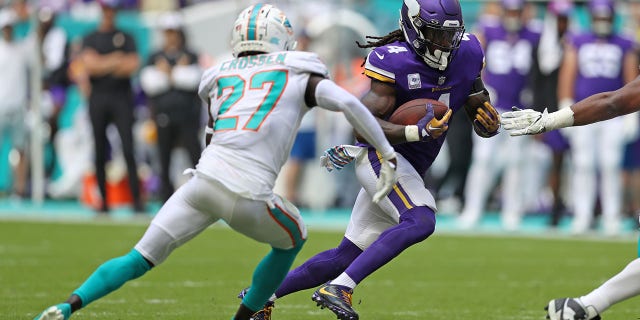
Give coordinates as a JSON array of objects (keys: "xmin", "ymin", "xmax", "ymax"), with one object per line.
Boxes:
[
  {"xmin": 408, "ymin": 73, "xmax": 421, "ymax": 90},
  {"xmin": 438, "ymin": 76, "xmax": 446, "ymax": 85}
]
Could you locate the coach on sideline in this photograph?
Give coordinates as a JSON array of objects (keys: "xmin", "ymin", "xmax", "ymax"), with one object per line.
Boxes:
[{"xmin": 80, "ymin": 0, "xmax": 144, "ymax": 213}]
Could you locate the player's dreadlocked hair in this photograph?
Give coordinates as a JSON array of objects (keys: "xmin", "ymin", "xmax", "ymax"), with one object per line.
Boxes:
[{"xmin": 356, "ymin": 29, "xmax": 405, "ymax": 49}]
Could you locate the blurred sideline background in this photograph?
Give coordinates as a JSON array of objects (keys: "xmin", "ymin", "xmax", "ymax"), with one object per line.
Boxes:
[{"xmin": 0, "ymin": 0, "xmax": 639, "ymax": 237}]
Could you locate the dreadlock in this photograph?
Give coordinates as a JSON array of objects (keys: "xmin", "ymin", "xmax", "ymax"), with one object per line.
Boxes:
[{"xmin": 356, "ymin": 29, "xmax": 405, "ymax": 49}]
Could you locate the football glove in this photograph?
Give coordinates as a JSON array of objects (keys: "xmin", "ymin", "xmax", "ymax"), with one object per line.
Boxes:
[
  {"xmin": 373, "ymin": 155, "xmax": 397, "ymax": 204},
  {"xmin": 501, "ymin": 107, "xmax": 548, "ymax": 136},
  {"xmin": 473, "ymin": 101, "xmax": 500, "ymax": 137},
  {"xmin": 320, "ymin": 145, "xmax": 358, "ymax": 172},
  {"xmin": 416, "ymin": 103, "xmax": 453, "ymax": 140}
]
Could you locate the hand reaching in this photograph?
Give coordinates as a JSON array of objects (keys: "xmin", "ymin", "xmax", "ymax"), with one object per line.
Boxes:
[{"xmin": 501, "ymin": 107, "xmax": 548, "ymax": 136}]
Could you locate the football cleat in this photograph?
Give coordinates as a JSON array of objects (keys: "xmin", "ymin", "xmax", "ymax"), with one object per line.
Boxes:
[
  {"xmin": 311, "ymin": 284, "xmax": 359, "ymax": 320},
  {"xmin": 33, "ymin": 304, "xmax": 71, "ymax": 320},
  {"xmin": 545, "ymin": 298, "xmax": 601, "ymax": 320},
  {"xmin": 237, "ymin": 287, "xmax": 274, "ymax": 320}
]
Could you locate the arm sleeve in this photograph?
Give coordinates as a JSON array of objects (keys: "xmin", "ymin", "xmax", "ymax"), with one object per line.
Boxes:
[{"xmin": 315, "ymin": 79, "xmax": 395, "ymax": 160}]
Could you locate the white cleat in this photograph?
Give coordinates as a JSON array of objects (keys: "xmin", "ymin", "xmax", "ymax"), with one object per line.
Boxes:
[
  {"xmin": 35, "ymin": 306, "xmax": 64, "ymax": 320},
  {"xmin": 545, "ymin": 298, "xmax": 601, "ymax": 320}
]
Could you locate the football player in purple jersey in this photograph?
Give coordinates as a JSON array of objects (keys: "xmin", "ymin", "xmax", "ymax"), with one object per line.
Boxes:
[{"xmin": 238, "ymin": 0, "xmax": 500, "ymax": 319}]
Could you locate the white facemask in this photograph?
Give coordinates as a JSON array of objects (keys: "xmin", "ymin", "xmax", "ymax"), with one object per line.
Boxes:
[{"xmin": 424, "ymin": 49, "xmax": 450, "ymax": 71}]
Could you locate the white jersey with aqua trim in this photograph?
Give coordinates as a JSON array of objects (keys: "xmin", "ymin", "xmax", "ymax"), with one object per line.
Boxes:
[{"xmin": 196, "ymin": 51, "xmax": 329, "ymax": 201}]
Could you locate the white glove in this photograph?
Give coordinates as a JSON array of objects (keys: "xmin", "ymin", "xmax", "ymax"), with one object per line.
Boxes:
[
  {"xmin": 372, "ymin": 154, "xmax": 397, "ymax": 204},
  {"xmin": 501, "ymin": 107, "xmax": 549, "ymax": 136}
]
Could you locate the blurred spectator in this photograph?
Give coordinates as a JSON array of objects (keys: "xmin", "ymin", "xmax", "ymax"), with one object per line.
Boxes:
[
  {"xmin": 458, "ymin": 0, "xmax": 541, "ymax": 231},
  {"xmin": 0, "ymin": 8, "xmax": 29, "ymax": 198},
  {"xmin": 529, "ymin": 0, "xmax": 574, "ymax": 227},
  {"xmin": 34, "ymin": 7, "xmax": 71, "ymax": 178},
  {"xmin": 139, "ymin": 12, "xmax": 202, "ymax": 202},
  {"xmin": 80, "ymin": 0, "xmax": 143, "ymax": 213},
  {"xmin": 558, "ymin": 0, "xmax": 638, "ymax": 235}
]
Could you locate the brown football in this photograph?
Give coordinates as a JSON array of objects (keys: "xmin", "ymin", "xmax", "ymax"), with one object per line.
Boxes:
[{"xmin": 388, "ymin": 98, "xmax": 450, "ymax": 125}]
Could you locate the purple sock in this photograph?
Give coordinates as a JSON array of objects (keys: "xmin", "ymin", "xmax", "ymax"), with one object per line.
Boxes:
[
  {"xmin": 344, "ymin": 206, "xmax": 435, "ymax": 284},
  {"xmin": 274, "ymin": 238, "xmax": 362, "ymax": 298}
]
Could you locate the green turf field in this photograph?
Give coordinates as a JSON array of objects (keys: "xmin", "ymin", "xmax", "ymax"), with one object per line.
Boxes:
[{"xmin": 3, "ymin": 220, "xmax": 639, "ymax": 320}]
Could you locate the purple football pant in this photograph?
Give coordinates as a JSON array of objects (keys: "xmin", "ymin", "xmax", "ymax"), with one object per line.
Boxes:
[{"xmin": 274, "ymin": 205, "xmax": 435, "ymax": 298}]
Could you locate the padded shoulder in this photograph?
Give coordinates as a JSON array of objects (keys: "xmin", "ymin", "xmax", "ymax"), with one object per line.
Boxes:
[
  {"xmin": 363, "ymin": 43, "xmax": 413, "ymax": 83},
  {"xmin": 453, "ymin": 33, "xmax": 485, "ymax": 75},
  {"xmin": 284, "ymin": 51, "xmax": 330, "ymax": 78}
]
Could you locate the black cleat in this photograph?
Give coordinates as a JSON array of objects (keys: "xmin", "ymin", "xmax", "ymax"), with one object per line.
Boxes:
[
  {"xmin": 237, "ymin": 287, "xmax": 274, "ymax": 320},
  {"xmin": 311, "ymin": 284, "xmax": 359, "ymax": 320}
]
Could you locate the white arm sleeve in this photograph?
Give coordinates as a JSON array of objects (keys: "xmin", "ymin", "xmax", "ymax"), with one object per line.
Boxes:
[
  {"xmin": 315, "ymin": 79, "xmax": 395, "ymax": 160},
  {"xmin": 171, "ymin": 65, "xmax": 202, "ymax": 91},
  {"xmin": 140, "ymin": 66, "xmax": 170, "ymax": 96}
]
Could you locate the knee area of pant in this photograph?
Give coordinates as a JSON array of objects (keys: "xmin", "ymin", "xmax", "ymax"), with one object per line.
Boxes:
[{"xmin": 401, "ymin": 207, "xmax": 436, "ymax": 238}]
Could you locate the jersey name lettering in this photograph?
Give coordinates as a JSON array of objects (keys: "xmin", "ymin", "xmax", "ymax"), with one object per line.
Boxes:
[{"xmin": 220, "ymin": 53, "xmax": 287, "ymax": 71}]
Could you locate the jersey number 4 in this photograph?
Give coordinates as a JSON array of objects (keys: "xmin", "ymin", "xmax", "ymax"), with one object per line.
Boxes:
[{"xmin": 214, "ymin": 69, "xmax": 288, "ymax": 131}]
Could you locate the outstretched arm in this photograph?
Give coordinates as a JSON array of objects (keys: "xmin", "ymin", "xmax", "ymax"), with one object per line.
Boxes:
[
  {"xmin": 501, "ymin": 76, "xmax": 640, "ymax": 135},
  {"xmin": 571, "ymin": 75, "xmax": 640, "ymax": 126}
]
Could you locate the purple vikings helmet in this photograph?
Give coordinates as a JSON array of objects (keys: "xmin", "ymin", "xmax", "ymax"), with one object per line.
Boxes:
[{"xmin": 399, "ymin": 0, "xmax": 465, "ymax": 71}]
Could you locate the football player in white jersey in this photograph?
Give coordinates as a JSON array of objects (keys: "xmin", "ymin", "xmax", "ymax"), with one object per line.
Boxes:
[
  {"xmin": 502, "ymin": 74, "xmax": 640, "ymax": 319},
  {"xmin": 32, "ymin": 4, "xmax": 398, "ymax": 320}
]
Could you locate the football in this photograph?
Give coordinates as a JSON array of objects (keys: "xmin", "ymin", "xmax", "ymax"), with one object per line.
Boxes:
[{"xmin": 388, "ymin": 98, "xmax": 450, "ymax": 125}]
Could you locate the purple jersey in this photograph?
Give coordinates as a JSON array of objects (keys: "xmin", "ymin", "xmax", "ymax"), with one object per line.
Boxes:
[
  {"xmin": 570, "ymin": 32, "xmax": 635, "ymax": 101},
  {"xmin": 480, "ymin": 19, "xmax": 541, "ymax": 110},
  {"xmin": 362, "ymin": 34, "xmax": 484, "ymax": 175}
]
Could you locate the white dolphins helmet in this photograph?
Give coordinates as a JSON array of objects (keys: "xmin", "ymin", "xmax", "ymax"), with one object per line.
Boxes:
[{"xmin": 230, "ymin": 3, "xmax": 297, "ymax": 57}]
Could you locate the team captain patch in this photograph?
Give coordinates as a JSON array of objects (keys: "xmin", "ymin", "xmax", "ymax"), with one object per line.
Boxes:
[{"xmin": 408, "ymin": 73, "xmax": 421, "ymax": 90}]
